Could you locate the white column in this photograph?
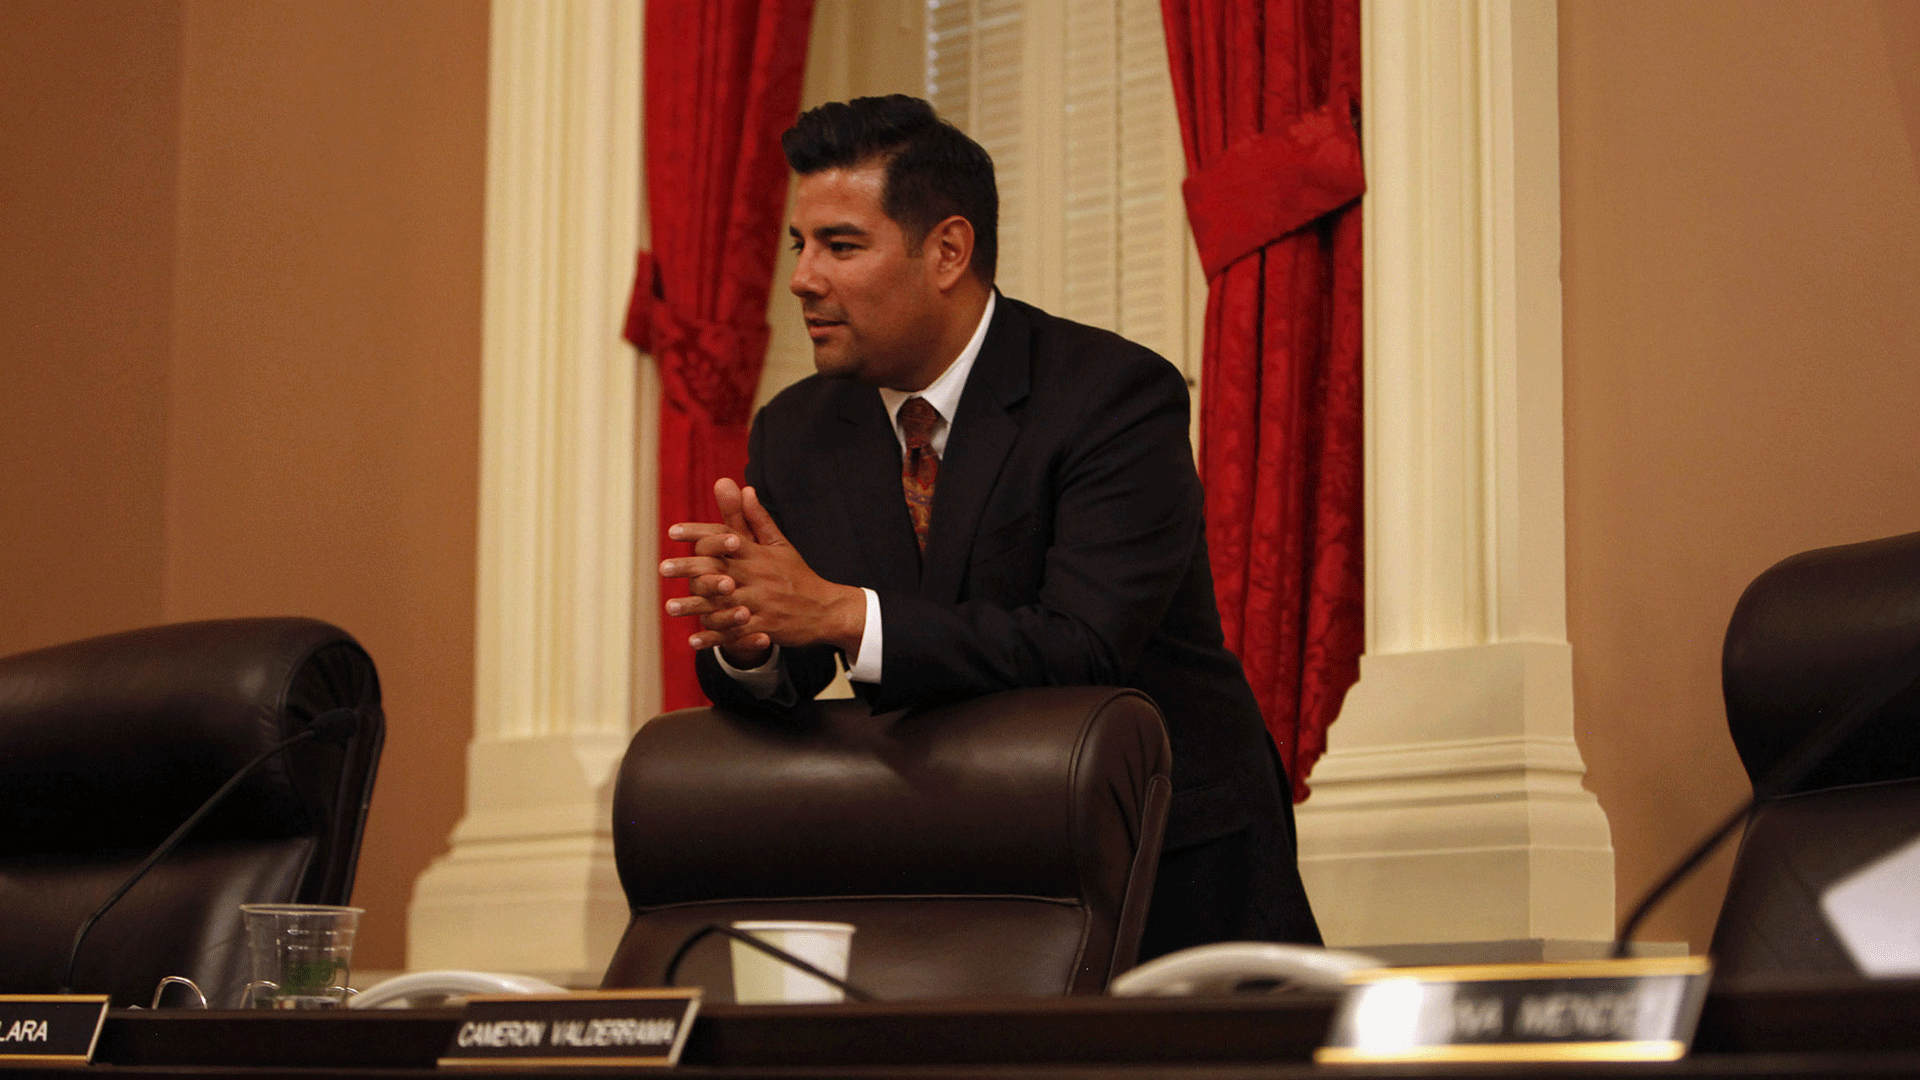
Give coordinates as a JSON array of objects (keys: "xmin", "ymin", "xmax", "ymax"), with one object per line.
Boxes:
[
  {"xmin": 1295, "ymin": 0, "xmax": 1618, "ymax": 956},
  {"xmin": 409, "ymin": 0, "xmax": 654, "ymax": 986}
]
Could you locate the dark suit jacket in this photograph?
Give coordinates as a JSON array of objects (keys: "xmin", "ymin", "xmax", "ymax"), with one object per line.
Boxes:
[{"xmin": 698, "ymin": 295, "xmax": 1295, "ymax": 859}]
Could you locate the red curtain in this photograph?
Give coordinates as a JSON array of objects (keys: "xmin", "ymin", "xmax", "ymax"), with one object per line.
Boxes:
[
  {"xmin": 1160, "ymin": 0, "xmax": 1365, "ymax": 802},
  {"xmin": 625, "ymin": 0, "xmax": 815, "ymax": 712}
]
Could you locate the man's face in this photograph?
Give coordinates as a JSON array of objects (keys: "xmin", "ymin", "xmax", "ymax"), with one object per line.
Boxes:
[{"xmin": 788, "ymin": 162, "xmax": 945, "ymax": 390}]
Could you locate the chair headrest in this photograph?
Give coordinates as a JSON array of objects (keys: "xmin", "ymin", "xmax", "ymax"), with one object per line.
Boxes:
[
  {"xmin": 1723, "ymin": 530, "xmax": 1920, "ymax": 794},
  {"xmin": 0, "ymin": 617, "xmax": 383, "ymax": 854},
  {"xmin": 613, "ymin": 686, "xmax": 1170, "ymax": 908}
]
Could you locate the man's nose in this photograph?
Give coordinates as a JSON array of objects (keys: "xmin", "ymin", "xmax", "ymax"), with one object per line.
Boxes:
[{"xmin": 790, "ymin": 249, "xmax": 824, "ymax": 299}]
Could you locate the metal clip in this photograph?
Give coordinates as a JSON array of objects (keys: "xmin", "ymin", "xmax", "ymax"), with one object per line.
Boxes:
[{"xmin": 150, "ymin": 975, "xmax": 208, "ymax": 1009}]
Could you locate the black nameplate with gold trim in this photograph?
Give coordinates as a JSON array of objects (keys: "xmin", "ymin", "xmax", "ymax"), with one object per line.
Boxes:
[
  {"xmin": 439, "ymin": 989, "xmax": 700, "ymax": 1068},
  {"xmin": 0, "ymin": 995, "xmax": 110, "ymax": 1064},
  {"xmin": 1318, "ymin": 956, "xmax": 1712, "ymax": 1064}
]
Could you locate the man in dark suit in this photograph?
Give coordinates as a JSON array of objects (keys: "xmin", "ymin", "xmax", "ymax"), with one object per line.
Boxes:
[{"xmin": 660, "ymin": 95, "xmax": 1320, "ymax": 955}]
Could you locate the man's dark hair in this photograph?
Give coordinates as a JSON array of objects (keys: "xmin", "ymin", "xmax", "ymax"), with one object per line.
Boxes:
[{"xmin": 782, "ymin": 95, "xmax": 998, "ymax": 283}]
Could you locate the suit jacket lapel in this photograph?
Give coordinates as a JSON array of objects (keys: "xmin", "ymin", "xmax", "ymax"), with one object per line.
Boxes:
[
  {"xmin": 921, "ymin": 298, "xmax": 1030, "ymax": 601},
  {"xmin": 826, "ymin": 385, "xmax": 922, "ymax": 595}
]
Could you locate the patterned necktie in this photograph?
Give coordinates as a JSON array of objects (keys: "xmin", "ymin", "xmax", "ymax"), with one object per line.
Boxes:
[{"xmin": 898, "ymin": 396, "xmax": 941, "ymax": 553}]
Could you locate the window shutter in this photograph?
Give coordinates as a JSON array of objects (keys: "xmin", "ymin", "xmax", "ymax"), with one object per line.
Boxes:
[{"xmin": 926, "ymin": 0, "xmax": 1195, "ymax": 378}]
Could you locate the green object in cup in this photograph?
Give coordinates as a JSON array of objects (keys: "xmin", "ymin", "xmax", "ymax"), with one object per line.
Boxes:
[{"xmin": 282, "ymin": 957, "xmax": 349, "ymax": 994}]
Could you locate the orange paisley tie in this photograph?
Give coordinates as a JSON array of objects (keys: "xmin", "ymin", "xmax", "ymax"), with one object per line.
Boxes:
[{"xmin": 899, "ymin": 396, "xmax": 940, "ymax": 553}]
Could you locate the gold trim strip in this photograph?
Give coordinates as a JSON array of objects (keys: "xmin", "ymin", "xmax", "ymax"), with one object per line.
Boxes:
[
  {"xmin": 461, "ymin": 988, "xmax": 699, "ymax": 1003},
  {"xmin": 1345, "ymin": 956, "xmax": 1710, "ymax": 984},
  {"xmin": 1317, "ymin": 1040, "xmax": 1687, "ymax": 1064},
  {"xmin": 0, "ymin": 1054, "xmax": 92, "ymax": 1064},
  {"xmin": 0, "ymin": 994, "xmax": 110, "ymax": 1003}
]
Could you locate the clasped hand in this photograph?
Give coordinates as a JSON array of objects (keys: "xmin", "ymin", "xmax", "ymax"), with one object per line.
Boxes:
[{"xmin": 659, "ymin": 478, "xmax": 866, "ymax": 668}]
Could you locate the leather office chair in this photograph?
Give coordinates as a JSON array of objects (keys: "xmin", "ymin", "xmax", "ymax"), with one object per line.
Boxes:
[
  {"xmin": 0, "ymin": 617, "xmax": 384, "ymax": 1007},
  {"xmin": 601, "ymin": 686, "xmax": 1171, "ymax": 1000},
  {"xmin": 1709, "ymin": 530, "xmax": 1920, "ymax": 983}
]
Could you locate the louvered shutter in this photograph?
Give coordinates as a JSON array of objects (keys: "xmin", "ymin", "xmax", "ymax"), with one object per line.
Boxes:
[{"xmin": 927, "ymin": 0, "xmax": 1197, "ymax": 380}]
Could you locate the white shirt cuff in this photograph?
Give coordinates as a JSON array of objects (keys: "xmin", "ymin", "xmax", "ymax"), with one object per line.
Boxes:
[
  {"xmin": 846, "ymin": 587, "xmax": 883, "ymax": 683},
  {"xmin": 714, "ymin": 642, "xmax": 787, "ymax": 700}
]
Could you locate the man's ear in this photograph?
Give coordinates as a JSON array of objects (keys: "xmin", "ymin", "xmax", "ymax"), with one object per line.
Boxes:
[{"xmin": 926, "ymin": 215, "xmax": 976, "ymax": 290}]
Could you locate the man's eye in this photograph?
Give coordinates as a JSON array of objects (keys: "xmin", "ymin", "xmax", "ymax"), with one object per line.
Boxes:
[
  {"xmin": 789, "ymin": 240, "xmax": 804, "ymax": 253},
  {"xmin": 830, "ymin": 242, "xmax": 857, "ymax": 254}
]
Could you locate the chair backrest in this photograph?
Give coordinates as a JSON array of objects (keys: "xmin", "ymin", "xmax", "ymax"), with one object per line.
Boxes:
[
  {"xmin": 0, "ymin": 618, "xmax": 384, "ymax": 1006},
  {"xmin": 601, "ymin": 686, "xmax": 1171, "ymax": 1000},
  {"xmin": 1711, "ymin": 530, "xmax": 1920, "ymax": 983},
  {"xmin": 1711, "ymin": 775, "xmax": 1920, "ymax": 981}
]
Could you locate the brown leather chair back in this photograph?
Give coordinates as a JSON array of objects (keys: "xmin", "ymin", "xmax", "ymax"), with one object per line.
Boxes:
[
  {"xmin": 601, "ymin": 686, "xmax": 1171, "ymax": 1000},
  {"xmin": 0, "ymin": 618, "xmax": 384, "ymax": 1006},
  {"xmin": 1711, "ymin": 530, "xmax": 1920, "ymax": 983}
]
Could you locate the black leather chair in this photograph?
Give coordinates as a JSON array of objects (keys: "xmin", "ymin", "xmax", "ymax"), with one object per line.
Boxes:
[
  {"xmin": 1710, "ymin": 530, "xmax": 1920, "ymax": 983},
  {"xmin": 601, "ymin": 686, "xmax": 1171, "ymax": 1000},
  {"xmin": 0, "ymin": 618, "xmax": 384, "ymax": 1007}
]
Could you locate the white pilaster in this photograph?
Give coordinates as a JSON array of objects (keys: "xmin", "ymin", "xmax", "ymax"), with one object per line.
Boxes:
[
  {"xmin": 409, "ymin": 0, "xmax": 652, "ymax": 986},
  {"xmin": 1296, "ymin": 0, "xmax": 1617, "ymax": 953}
]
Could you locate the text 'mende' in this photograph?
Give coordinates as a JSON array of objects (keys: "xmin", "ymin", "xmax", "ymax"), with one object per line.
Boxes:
[{"xmin": 1318, "ymin": 956, "xmax": 1712, "ymax": 1064}]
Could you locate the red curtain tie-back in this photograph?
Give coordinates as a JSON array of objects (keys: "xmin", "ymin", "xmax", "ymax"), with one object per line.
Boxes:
[
  {"xmin": 1181, "ymin": 94, "xmax": 1365, "ymax": 279},
  {"xmin": 625, "ymin": 250, "xmax": 769, "ymax": 427},
  {"xmin": 1162, "ymin": 0, "xmax": 1365, "ymax": 802},
  {"xmin": 636, "ymin": 0, "xmax": 814, "ymax": 713}
]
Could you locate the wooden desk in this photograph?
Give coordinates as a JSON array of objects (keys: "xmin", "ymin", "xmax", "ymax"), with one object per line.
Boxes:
[{"xmin": 13, "ymin": 978, "xmax": 1919, "ymax": 1078}]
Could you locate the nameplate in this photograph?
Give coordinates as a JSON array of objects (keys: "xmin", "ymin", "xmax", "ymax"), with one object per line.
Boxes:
[
  {"xmin": 1317, "ymin": 956, "xmax": 1712, "ymax": 1064},
  {"xmin": 0, "ymin": 995, "xmax": 110, "ymax": 1064},
  {"xmin": 439, "ymin": 989, "xmax": 701, "ymax": 1068}
]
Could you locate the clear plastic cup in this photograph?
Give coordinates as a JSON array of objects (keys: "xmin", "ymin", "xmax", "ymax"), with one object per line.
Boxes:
[{"xmin": 239, "ymin": 903, "xmax": 362, "ymax": 1009}]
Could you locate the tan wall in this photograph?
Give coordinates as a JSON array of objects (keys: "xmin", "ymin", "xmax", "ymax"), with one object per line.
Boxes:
[
  {"xmin": 1562, "ymin": 0, "xmax": 1920, "ymax": 951},
  {"xmin": 0, "ymin": 0, "xmax": 487, "ymax": 971},
  {"xmin": 165, "ymin": 0, "xmax": 488, "ymax": 973},
  {"xmin": 0, "ymin": 0, "xmax": 181, "ymax": 655}
]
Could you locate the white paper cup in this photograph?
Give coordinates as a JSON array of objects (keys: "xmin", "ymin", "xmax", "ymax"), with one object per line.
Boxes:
[{"xmin": 728, "ymin": 920, "xmax": 855, "ymax": 1004}]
